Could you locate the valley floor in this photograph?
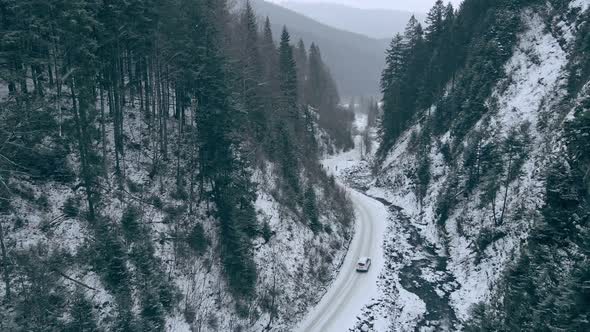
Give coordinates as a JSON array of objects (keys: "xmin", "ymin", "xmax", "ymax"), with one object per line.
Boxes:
[
  {"xmin": 295, "ymin": 189, "xmax": 387, "ymax": 332},
  {"xmin": 300, "ymin": 117, "xmax": 464, "ymax": 332}
]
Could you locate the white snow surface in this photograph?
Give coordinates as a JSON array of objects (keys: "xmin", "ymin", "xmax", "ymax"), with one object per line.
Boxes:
[
  {"xmin": 570, "ymin": 0, "xmax": 590, "ymax": 11},
  {"xmin": 491, "ymin": 13, "xmax": 567, "ymax": 132}
]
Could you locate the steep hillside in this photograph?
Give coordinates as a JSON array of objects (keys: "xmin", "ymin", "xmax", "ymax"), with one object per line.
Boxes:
[
  {"xmin": 0, "ymin": 1, "xmax": 355, "ymax": 331},
  {"xmin": 249, "ymin": 0, "xmax": 387, "ymax": 96},
  {"xmin": 280, "ymin": 1, "xmax": 424, "ymax": 39},
  {"xmin": 343, "ymin": 0, "xmax": 590, "ymax": 329}
]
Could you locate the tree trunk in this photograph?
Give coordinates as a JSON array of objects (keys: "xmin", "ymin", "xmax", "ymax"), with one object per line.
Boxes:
[
  {"xmin": 119, "ymin": 51, "xmax": 126, "ymax": 107},
  {"xmin": 138, "ymin": 56, "xmax": 144, "ymax": 114},
  {"xmin": 31, "ymin": 65, "xmax": 38, "ymax": 95},
  {"xmin": 54, "ymin": 48, "xmax": 62, "ymax": 137},
  {"xmin": 100, "ymin": 84, "xmax": 108, "ymax": 177},
  {"xmin": 0, "ymin": 219, "xmax": 11, "ymax": 302},
  {"xmin": 127, "ymin": 47, "xmax": 134, "ymax": 107},
  {"xmin": 117, "ymin": 68, "xmax": 125, "ymax": 178},
  {"xmin": 491, "ymin": 192, "xmax": 499, "ymax": 227},
  {"xmin": 110, "ymin": 84, "xmax": 121, "ymax": 176},
  {"xmin": 176, "ymin": 88, "xmax": 182, "ymax": 187},
  {"xmin": 70, "ymin": 79, "xmax": 96, "ymax": 221},
  {"xmin": 156, "ymin": 57, "xmax": 164, "ymax": 158},
  {"xmin": 163, "ymin": 65, "xmax": 169, "ymax": 158},
  {"xmin": 499, "ymin": 152, "xmax": 514, "ymax": 226}
]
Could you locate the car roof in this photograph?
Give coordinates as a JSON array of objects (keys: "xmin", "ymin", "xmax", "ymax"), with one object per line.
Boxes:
[{"xmin": 358, "ymin": 257, "xmax": 370, "ymax": 262}]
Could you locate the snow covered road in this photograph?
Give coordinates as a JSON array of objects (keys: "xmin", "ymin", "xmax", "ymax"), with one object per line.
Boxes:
[{"xmin": 296, "ymin": 189, "xmax": 388, "ymax": 332}]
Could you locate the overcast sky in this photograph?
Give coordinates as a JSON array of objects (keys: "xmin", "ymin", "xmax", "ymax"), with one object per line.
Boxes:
[{"xmin": 271, "ymin": 0, "xmax": 463, "ymax": 13}]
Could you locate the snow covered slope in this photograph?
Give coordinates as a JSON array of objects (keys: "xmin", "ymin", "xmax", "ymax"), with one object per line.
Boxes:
[
  {"xmin": 341, "ymin": 1, "xmax": 590, "ymax": 330},
  {"xmin": 0, "ymin": 92, "xmax": 355, "ymax": 332}
]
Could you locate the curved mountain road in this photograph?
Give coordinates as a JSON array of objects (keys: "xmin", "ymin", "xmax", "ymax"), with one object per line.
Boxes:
[{"xmin": 296, "ymin": 189, "xmax": 388, "ymax": 332}]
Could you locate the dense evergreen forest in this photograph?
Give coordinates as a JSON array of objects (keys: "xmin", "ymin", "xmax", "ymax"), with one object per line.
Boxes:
[
  {"xmin": 380, "ymin": 0, "xmax": 530, "ymax": 154},
  {"xmin": 378, "ymin": 0, "xmax": 590, "ymax": 330},
  {"xmin": 0, "ymin": 0, "xmax": 355, "ymax": 330}
]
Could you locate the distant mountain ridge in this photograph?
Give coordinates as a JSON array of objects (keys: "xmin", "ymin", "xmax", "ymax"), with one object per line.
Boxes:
[
  {"xmin": 250, "ymin": 0, "xmax": 388, "ymax": 96},
  {"xmin": 281, "ymin": 1, "xmax": 425, "ymax": 39}
]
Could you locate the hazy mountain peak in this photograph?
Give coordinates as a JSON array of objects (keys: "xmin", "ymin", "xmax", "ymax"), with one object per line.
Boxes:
[
  {"xmin": 276, "ymin": 1, "xmax": 425, "ymax": 39},
  {"xmin": 249, "ymin": 0, "xmax": 388, "ymax": 96},
  {"xmin": 269, "ymin": 0, "xmax": 462, "ymax": 12}
]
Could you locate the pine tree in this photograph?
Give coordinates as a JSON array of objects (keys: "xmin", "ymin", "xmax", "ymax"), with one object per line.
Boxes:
[
  {"xmin": 306, "ymin": 43, "xmax": 324, "ymax": 109},
  {"xmin": 379, "ymin": 34, "xmax": 407, "ymax": 150},
  {"xmin": 61, "ymin": 0, "xmax": 101, "ymax": 221},
  {"xmin": 277, "ymin": 121, "xmax": 300, "ymax": 196},
  {"xmin": 239, "ymin": 0, "xmax": 266, "ymax": 144},
  {"xmin": 404, "ymin": 15, "xmax": 424, "ymax": 48},
  {"xmin": 193, "ymin": 0, "xmax": 259, "ymax": 297},
  {"xmin": 278, "ymin": 27, "xmax": 299, "ymax": 121},
  {"xmin": 66, "ymin": 290, "xmax": 100, "ymax": 332},
  {"xmin": 425, "ymin": 0, "xmax": 446, "ymax": 43},
  {"xmin": 294, "ymin": 39, "xmax": 308, "ymax": 104},
  {"xmin": 259, "ymin": 17, "xmax": 282, "ymax": 156},
  {"xmin": 402, "ymin": 16, "xmax": 427, "ymax": 110},
  {"xmin": 439, "ymin": 4, "xmax": 457, "ymax": 88},
  {"xmin": 306, "ymin": 42, "xmax": 352, "ymax": 151},
  {"xmin": 261, "ymin": 17, "xmax": 279, "ymax": 89},
  {"xmin": 304, "ymin": 184, "xmax": 321, "ymax": 233}
]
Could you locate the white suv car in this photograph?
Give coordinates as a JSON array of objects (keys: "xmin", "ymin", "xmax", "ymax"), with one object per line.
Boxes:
[{"xmin": 356, "ymin": 257, "xmax": 371, "ymax": 272}]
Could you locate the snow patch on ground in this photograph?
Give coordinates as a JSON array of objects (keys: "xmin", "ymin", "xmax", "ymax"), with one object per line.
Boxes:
[
  {"xmin": 396, "ymin": 287, "xmax": 427, "ymax": 330},
  {"xmin": 570, "ymin": 0, "xmax": 590, "ymax": 12},
  {"xmin": 492, "ymin": 14, "xmax": 567, "ymax": 132}
]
